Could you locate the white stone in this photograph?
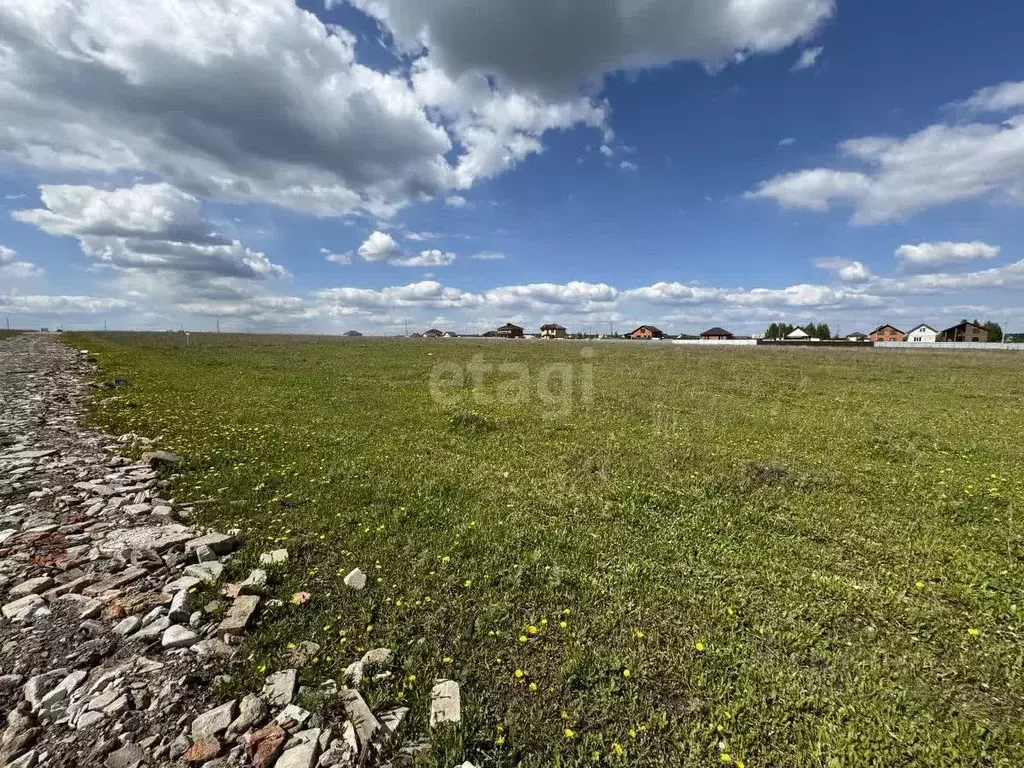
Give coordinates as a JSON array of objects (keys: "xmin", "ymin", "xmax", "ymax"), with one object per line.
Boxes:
[
  {"xmin": 161, "ymin": 624, "xmax": 198, "ymax": 649},
  {"xmin": 343, "ymin": 568, "xmax": 366, "ymax": 590},
  {"xmin": 429, "ymin": 680, "xmax": 461, "ymax": 727},
  {"xmin": 2, "ymin": 594, "xmax": 45, "ymax": 621}
]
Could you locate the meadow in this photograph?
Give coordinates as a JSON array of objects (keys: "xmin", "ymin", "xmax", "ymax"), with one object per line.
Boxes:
[{"xmin": 65, "ymin": 333, "xmax": 1024, "ymax": 767}]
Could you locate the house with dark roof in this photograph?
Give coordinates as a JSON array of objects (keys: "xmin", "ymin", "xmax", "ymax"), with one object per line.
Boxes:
[
  {"xmin": 422, "ymin": 328, "xmax": 444, "ymax": 338},
  {"xmin": 845, "ymin": 331, "xmax": 869, "ymax": 342},
  {"xmin": 700, "ymin": 326, "xmax": 733, "ymax": 340},
  {"xmin": 489, "ymin": 323, "xmax": 524, "ymax": 338},
  {"xmin": 540, "ymin": 323, "xmax": 567, "ymax": 339},
  {"xmin": 627, "ymin": 325, "xmax": 664, "ymax": 339},
  {"xmin": 938, "ymin": 321, "xmax": 988, "ymax": 343},
  {"xmin": 869, "ymin": 324, "xmax": 905, "ymax": 342}
]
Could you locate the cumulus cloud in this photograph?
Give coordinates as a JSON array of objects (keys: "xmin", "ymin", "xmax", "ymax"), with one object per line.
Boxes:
[
  {"xmin": 620, "ymin": 161, "xmax": 639, "ymax": 172},
  {"xmin": 746, "ymin": 81, "xmax": 1024, "ymax": 223},
  {"xmin": 791, "ymin": 46, "xmax": 823, "ymax": 71},
  {"xmin": 411, "ymin": 58, "xmax": 609, "ymax": 188},
  {"xmin": 895, "ymin": 241, "xmax": 1000, "ymax": 272},
  {"xmin": 599, "ymin": 145, "xmax": 615, "ymax": 157},
  {"xmin": 445, "ymin": 195, "xmax": 467, "ymax": 208},
  {"xmin": 357, "ymin": 231, "xmax": 404, "ymax": 262},
  {"xmin": 957, "ymin": 81, "xmax": 1024, "ymax": 113},
  {"xmin": 13, "ymin": 184, "xmax": 286, "ymax": 281},
  {"xmin": 321, "ymin": 248, "xmax": 353, "ymax": 265},
  {"xmin": 812, "ymin": 257, "xmax": 873, "ymax": 282},
  {"xmin": 0, "ymin": 293, "xmax": 131, "ymax": 315},
  {"xmin": 348, "ymin": 0, "xmax": 835, "ymax": 96},
  {"xmin": 483, "ymin": 281, "xmax": 618, "ymax": 310},
  {"xmin": 391, "ymin": 249, "xmax": 456, "ymax": 267},
  {"xmin": 356, "ymin": 230, "xmax": 456, "ymax": 266},
  {"xmin": 0, "ymin": 245, "xmax": 43, "ymax": 281},
  {"xmin": 0, "ymin": 0, "xmax": 462, "ymax": 218}
]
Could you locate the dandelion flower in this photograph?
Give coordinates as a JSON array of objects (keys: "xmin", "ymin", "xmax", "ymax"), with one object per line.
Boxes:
[
  {"xmin": 560, "ymin": 621, "xmax": 568, "ymax": 629},
  {"xmin": 519, "ymin": 635, "xmax": 528, "ymax": 643},
  {"xmin": 720, "ymin": 754, "xmax": 732, "ymax": 763},
  {"xmin": 514, "ymin": 669, "xmax": 525, "ymax": 679},
  {"xmin": 968, "ymin": 627, "xmax": 980, "ymax": 637},
  {"xmin": 915, "ymin": 581, "xmax": 925, "ymax": 590},
  {"xmin": 695, "ymin": 641, "xmax": 706, "ymax": 652},
  {"xmin": 564, "ymin": 728, "xmax": 575, "ymax": 739},
  {"xmin": 623, "ymin": 669, "xmax": 631, "ymax": 678},
  {"xmin": 443, "ymin": 656, "xmax": 453, "ymax": 664},
  {"xmin": 613, "ymin": 742, "xmax": 625, "ymax": 757},
  {"xmin": 529, "ymin": 682, "xmax": 538, "ymax": 692},
  {"xmin": 527, "ymin": 625, "xmax": 538, "ymax": 635}
]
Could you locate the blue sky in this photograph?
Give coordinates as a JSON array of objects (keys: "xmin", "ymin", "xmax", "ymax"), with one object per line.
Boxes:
[{"xmin": 1, "ymin": 0, "xmax": 1022, "ymax": 335}]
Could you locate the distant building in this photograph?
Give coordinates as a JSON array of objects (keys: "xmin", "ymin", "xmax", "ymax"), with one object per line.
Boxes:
[
  {"xmin": 846, "ymin": 331, "xmax": 869, "ymax": 342},
  {"xmin": 422, "ymin": 328, "xmax": 444, "ymax": 338},
  {"xmin": 540, "ymin": 323, "xmax": 567, "ymax": 339},
  {"xmin": 869, "ymin": 324, "xmax": 905, "ymax": 342},
  {"xmin": 700, "ymin": 326, "xmax": 733, "ymax": 340},
  {"xmin": 344, "ymin": 330, "xmax": 363, "ymax": 337},
  {"xmin": 905, "ymin": 323, "xmax": 938, "ymax": 343},
  {"xmin": 490, "ymin": 323, "xmax": 524, "ymax": 338},
  {"xmin": 627, "ymin": 325, "xmax": 665, "ymax": 339},
  {"xmin": 442, "ymin": 331, "xmax": 458, "ymax": 338},
  {"xmin": 938, "ymin": 321, "xmax": 988, "ymax": 343},
  {"xmin": 786, "ymin": 327, "xmax": 811, "ymax": 340}
]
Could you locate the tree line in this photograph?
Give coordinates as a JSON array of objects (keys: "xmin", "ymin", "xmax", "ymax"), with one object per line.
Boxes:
[{"xmin": 764, "ymin": 322, "xmax": 831, "ymax": 340}]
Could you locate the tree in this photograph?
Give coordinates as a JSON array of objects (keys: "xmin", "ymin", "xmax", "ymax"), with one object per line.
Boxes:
[
  {"xmin": 984, "ymin": 320, "xmax": 1003, "ymax": 342},
  {"xmin": 819, "ymin": 323, "xmax": 831, "ymax": 340},
  {"xmin": 766, "ymin": 322, "xmax": 780, "ymax": 339}
]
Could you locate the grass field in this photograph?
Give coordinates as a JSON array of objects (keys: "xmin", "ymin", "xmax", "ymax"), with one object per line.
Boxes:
[{"xmin": 64, "ymin": 333, "xmax": 1024, "ymax": 767}]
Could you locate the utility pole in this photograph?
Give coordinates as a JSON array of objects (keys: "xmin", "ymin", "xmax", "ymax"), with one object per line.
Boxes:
[{"xmin": 216, "ymin": 319, "xmax": 220, "ymax": 333}]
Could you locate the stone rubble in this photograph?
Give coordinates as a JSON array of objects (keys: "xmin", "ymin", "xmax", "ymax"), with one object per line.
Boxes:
[{"xmin": 0, "ymin": 334, "xmax": 469, "ymax": 768}]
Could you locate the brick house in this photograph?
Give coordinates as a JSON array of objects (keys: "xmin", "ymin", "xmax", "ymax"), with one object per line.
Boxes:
[
  {"xmin": 627, "ymin": 325, "xmax": 665, "ymax": 339},
  {"xmin": 700, "ymin": 326, "xmax": 734, "ymax": 340},
  {"xmin": 869, "ymin": 324, "xmax": 905, "ymax": 342},
  {"xmin": 938, "ymin": 321, "xmax": 988, "ymax": 342}
]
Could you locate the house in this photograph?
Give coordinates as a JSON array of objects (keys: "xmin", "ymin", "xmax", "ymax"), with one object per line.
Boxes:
[
  {"xmin": 846, "ymin": 331, "xmax": 869, "ymax": 342},
  {"xmin": 540, "ymin": 323, "xmax": 567, "ymax": 339},
  {"xmin": 491, "ymin": 323, "xmax": 524, "ymax": 338},
  {"xmin": 627, "ymin": 325, "xmax": 665, "ymax": 339},
  {"xmin": 785, "ymin": 327, "xmax": 811, "ymax": 340},
  {"xmin": 344, "ymin": 330, "xmax": 363, "ymax": 337},
  {"xmin": 422, "ymin": 328, "xmax": 444, "ymax": 338},
  {"xmin": 700, "ymin": 326, "xmax": 734, "ymax": 340},
  {"xmin": 442, "ymin": 331, "xmax": 458, "ymax": 338},
  {"xmin": 938, "ymin": 321, "xmax": 988, "ymax": 343},
  {"xmin": 869, "ymin": 324, "xmax": 905, "ymax": 342},
  {"xmin": 905, "ymin": 323, "xmax": 938, "ymax": 343}
]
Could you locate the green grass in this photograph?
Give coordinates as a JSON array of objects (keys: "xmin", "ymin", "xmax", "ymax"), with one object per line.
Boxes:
[{"xmin": 65, "ymin": 332, "xmax": 1024, "ymax": 767}]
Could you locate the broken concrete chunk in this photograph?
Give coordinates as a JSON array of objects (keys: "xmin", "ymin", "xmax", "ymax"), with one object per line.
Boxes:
[{"xmin": 429, "ymin": 679, "xmax": 461, "ymax": 727}]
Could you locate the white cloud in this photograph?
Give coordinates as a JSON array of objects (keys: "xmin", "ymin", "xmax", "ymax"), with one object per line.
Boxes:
[
  {"xmin": 791, "ymin": 46, "xmax": 823, "ymax": 71},
  {"xmin": 620, "ymin": 161, "xmax": 639, "ymax": 172},
  {"xmin": 356, "ymin": 230, "xmax": 455, "ymax": 266},
  {"xmin": 958, "ymin": 81, "xmax": 1024, "ymax": 113},
  {"xmin": 315, "ymin": 281, "xmax": 480, "ymax": 311},
  {"xmin": 483, "ymin": 281, "xmax": 618, "ymax": 310},
  {"xmin": 599, "ymin": 145, "xmax": 614, "ymax": 157},
  {"xmin": 0, "ymin": 0, "xmax": 462, "ymax": 218},
  {"xmin": 894, "ymin": 241, "xmax": 1000, "ymax": 272},
  {"xmin": 411, "ymin": 58, "xmax": 609, "ymax": 189},
  {"xmin": 357, "ymin": 231, "xmax": 405, "ymax": 262},
  {"xmin": 779, "ymin": 137, "xmax": 796, "ymax": 146},
  {"xmin": 349, "ymin": 0, "xmax": 835, "ymax": 96},
  {"xmin": 445, "ymin": 195, "xmax": 467, "ymax": 208},
  {"xmin": 13, "ymin": 183, "xmax": 286, "ymax": 281},
  {"xmin": 404, "ymin": 231, "xmax": 442, "ymax": 241},
  {"xmin": 747, "ymin": 81, "xmax": 1024, "ymax": 223},
  {"xmin": 391, "ymin": 249, "xmax": 456, "ymax": 267},
  {"xmin": 0, "ymin": 293, "xmax": 131, "ymax": 315},
  {"xmin": 471, "ymin": 252, "xmax": 506, "ymax": 260},
  {"xmin": 321, "ymin": 248, "xmax": 353, "ymax": 265},
  {"xmin": 0, "ymin": 245, "xmax": 43, "ymax": 281},
  {"xmin": 812, "ymin": 257, "xmax": 873, "ymax": 282}
]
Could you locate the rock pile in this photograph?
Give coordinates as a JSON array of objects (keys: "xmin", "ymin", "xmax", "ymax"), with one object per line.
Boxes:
[{"xmin": 0, "ymin": 335, "xmax": 469, "ymax": 768}]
